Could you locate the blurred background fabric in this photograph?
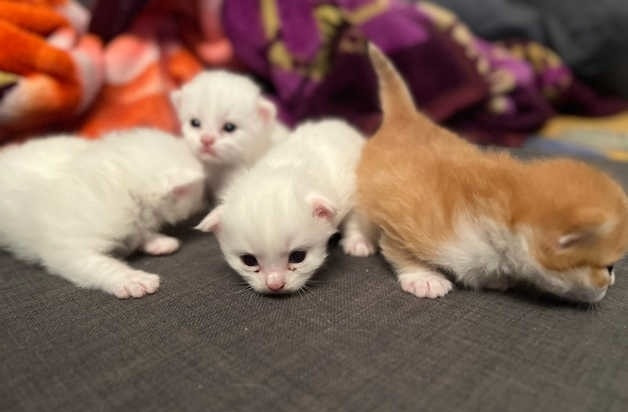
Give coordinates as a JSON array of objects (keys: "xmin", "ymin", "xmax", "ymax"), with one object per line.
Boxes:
[
  {"xmin": 427, "ymin": 0, "xmax": 628, "ymax": 99},
  {"xmin": 0, "ymin": 0, "xmax": 626, "ymax": 158}
]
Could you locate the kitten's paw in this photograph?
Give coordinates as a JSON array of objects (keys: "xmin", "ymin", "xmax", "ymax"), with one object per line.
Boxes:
[
  {"xmin": 341, "ymin": 235, "xmax": 376, "ymax": 257},
  {"xmin": 142, "ymin": 235, "xmax": 180, "ymax": 256},
  {"xmin": 399, "ymin": 271, "xmax": 453, "ymax": 299},
  {"xmin": 113, "ymin": 271, "xmax": 160, "ymax": 299}
]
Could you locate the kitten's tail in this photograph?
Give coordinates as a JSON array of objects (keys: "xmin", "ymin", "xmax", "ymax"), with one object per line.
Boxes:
[{"xmin": 367, "ymin": 43, "xmax": 417, "ymax": 123}]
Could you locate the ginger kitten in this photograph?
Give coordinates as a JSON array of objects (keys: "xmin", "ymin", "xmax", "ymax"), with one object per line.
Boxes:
[{"xmin": 357, "ymin": 44, "xmax": 628, "ymax": 303}]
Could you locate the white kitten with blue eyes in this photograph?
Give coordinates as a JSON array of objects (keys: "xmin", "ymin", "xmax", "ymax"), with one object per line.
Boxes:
[
  {"xmin": 170, "ymin": 70, "xmax": 289, "ymax": 196},
  {"xmin": 195, "ymin": 119, "xmax": 378, "ymax": 294},
  {"xmin": 0, "ymin": 128, "xmax": 206, "ymax": 298}
]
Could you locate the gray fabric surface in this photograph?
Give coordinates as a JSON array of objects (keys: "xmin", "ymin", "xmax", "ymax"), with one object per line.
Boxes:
[
  {"xmin": 1, "ymin": 150, "xmax": 627, "ymax": 412},
  {"xmin": 427, "ymin": 0, "xmax": 628, "ymax": 98}
]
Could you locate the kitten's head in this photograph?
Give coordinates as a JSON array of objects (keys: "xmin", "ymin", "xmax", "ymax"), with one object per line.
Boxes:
[
  {"xmin": 524, "ymin": 159, "xmax": 628, "ymax": 303},
  {"xmin": 196, "ymin": 173, "xmax": 337, "ymax": 294},
  {"xmin": 170, "ymin": 70, "xmax": 277, "ymax": 165}
]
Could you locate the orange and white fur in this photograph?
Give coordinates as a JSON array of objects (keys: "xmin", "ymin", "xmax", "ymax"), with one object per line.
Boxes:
[{"xmin": 357, "ymin": 45, "xmax": 628, "ymax": 303}]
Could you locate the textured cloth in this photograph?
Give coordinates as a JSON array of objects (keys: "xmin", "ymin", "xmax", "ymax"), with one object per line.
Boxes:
[
  {"xmin": 223, "ymin": 0, "xmax": 627, "ymax": 145},
  {"xmin": 0, "ymin": 0, "xmax": 104, "ymax": 141},
  {"xmin": 524, "ymin": 111, "xmax": 628, "ymax": 162},
  {"xmin": 429, "ymin": 0, "xmax": 628, "ymax": 98},
  {"xmin": 80, "ymin": 0, "xmax": 235, "ymax": 138},
  {"xmin": 1, "ymin": 150, "xmax": 627, "ymax": 412}
]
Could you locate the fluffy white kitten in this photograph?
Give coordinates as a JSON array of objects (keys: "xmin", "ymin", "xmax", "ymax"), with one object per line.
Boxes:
[
  {"xmin": 196, "ymin": 119, "xmax": 377, "ymax": 294},
  {"xmin": 0, "ymin": 129, "xmax": 206, "ymax": 298},
  {"xmin": 170, "ymin": 70, "xmax": 289, "ymax": 195}
]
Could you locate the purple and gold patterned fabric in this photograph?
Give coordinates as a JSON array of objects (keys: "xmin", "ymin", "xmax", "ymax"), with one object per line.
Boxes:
[{"xmin": 223, "ymin": 0, "xmax": 626, "ymax": 145}]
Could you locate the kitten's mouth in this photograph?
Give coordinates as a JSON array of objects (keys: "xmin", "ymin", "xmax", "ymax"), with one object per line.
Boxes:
[{"xmin": 200, "ymin": 146, "xmax": 217, "ymax": 157}]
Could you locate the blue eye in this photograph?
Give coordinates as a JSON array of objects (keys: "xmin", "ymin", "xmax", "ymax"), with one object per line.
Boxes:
[
  {"xmin": 222, "ymin": 122, "xmax": 237, "ymax": 133},
  {"xmin": 190, "ymin": 118, "xmax": 201, "ymax": 128}
]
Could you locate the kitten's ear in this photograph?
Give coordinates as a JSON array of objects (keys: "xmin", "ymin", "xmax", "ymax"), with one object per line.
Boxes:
[
  {"xmin": 195, "ymin": 205, "xmax": 223, "ymax": 232},
  {"xmin": 171, "ymin": 181, "xmax": 197, "ymax": 199},
  {"xmin": 557, "ymin": 208, "xmax": 614, "ymax": 249},
  {"xmin": 162, "ymin": 169, "xmax": 205, "ymax": 199},
  {"xmin": 256, "ymin": 97, "xmax": 277, "ymax": 124},
  {"xmin": 306, "ymin": 193, "xmax": 336, "ymax": 221},
  {"xmin": 170, "ymin": 89, "xmax": 182, "ymax": 110}
]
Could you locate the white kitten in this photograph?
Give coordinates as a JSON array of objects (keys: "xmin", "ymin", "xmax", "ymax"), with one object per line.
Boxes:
[
  {"xmin": 0, "ymin": 128, "xmax": 206, "ymax": 298},
  {"xmin": 170, "ymin": 70, "xmax": 289, "ymax": 195},
  {"xmin": 196, "ymin": 119, "xmax": 377, "ymax": 294}
]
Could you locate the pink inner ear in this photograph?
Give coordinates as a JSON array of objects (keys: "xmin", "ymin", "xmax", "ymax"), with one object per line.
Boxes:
[
  {"xmin": 257, "ymin": 98, "xmax": 276, "ymax": 123},
  {"xmin": 173, "ymin": 184, "xmax": 190, "ymax": 198},
  {"xmin": 195, "ymin": 206, "xmax": 223, "ymax": 232},
  {"xmin": 313, "ymin": 203, "xmax": 334, "ymax": 220}
]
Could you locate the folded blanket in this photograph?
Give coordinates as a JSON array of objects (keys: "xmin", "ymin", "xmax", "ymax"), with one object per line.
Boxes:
[
  {"xmin": 5, "ymin": 0, "xmax": 624, "ymax": 147},
  {"xmin": 524, "ymin": 112, "xmax": 628, "ymax": 162},
  {"xmin": 428, "ymin": 0, "xmax": 628, "ymax": 99},
  {"xmin": 223, "ymin": 0, "xmax": 627, "ymax": 145},
  {"xmin": 0, "ymin": 0, "xmax": 103, "ymax": 141}
]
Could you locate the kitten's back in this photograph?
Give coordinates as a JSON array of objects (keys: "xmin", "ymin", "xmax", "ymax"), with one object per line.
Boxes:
[
  {"xmin": 0, "ymin": 129, "xmax": 203, "ymax": 260},
  {"xmin": 256, "ymin": 119, "xmax": 365, "ymax": 213}
]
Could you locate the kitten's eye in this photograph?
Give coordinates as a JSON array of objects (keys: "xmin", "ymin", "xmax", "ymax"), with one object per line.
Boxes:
[
  {"xmin": 240, "ymin": 254, "xmax": 258, "ymax": 267},
  {"xmin": 222, "ymin": 122, "xmax": 237, "ymax": 133},
  {"xmin": 607, "ymin": 265, "xmax": 614, "ymax": 273},
  {"xmin": 288, "ymin": 250, "xmax": 307, "ymax": 264},
  {"xmin": 190, "ymin": 118, "xmax": 202, "ymax": 128}
]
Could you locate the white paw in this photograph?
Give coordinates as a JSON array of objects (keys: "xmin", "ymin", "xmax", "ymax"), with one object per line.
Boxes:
[
  {"xmin": 113, "ymin": 271, "xmax": 160, "ymax": 299},
  {"xmin": 399, "ymin": 271, "xmax": 453, "ymax": 299},
  {"xmin": 341, "ymin": 235, "xmax": 376, "ymax": 257},
  {"xmin": 142, "ymin": 236, "xmax": 180, "ymax": 256}
]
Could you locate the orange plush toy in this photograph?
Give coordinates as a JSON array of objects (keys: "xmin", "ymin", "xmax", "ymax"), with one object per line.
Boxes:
[{"xmin": 0, "ymin": 0, "xmax": 104, "ymax": 141}]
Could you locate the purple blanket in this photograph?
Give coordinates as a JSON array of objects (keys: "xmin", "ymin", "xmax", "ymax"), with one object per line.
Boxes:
[{"xmin": 223, "ymin": 0, "xmax": 626, "ymax": 145}]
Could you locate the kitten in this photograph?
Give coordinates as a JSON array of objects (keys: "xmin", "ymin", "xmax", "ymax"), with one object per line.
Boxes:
[
  {"xmin": 0, "ymin": 128, "xmax": 206, "ymax": 298},
  {"xmin": 196, "ymin": 119, "xmax": 377, "ymax": 294},
  {"xmin": 357, "ymin": 44, "xmax": 628, "ymax": 303},
  {"xmin": 170, "ymin": 70, "xmax": 289, "ymax": 196}
]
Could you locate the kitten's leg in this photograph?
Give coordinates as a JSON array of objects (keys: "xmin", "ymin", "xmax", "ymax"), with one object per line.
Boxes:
[
  {"xmin": 42, "ymin": 251, "xmax": 160, "ymax": 298},
  {"xmin": 380, "ymin": 234, "xmax": 453, "ymax": 299},
  {"xmin": 340, "ymin": 210, "xmax": 378, "ymax": 257},
  {"xmin": 141, "ymin": 232, "xmax": 180, "ymax": 256}
]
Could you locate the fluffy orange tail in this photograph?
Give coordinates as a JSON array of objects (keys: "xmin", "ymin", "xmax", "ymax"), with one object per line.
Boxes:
[{"xmin": 367, "ymin": 43, "xmax": 416, "ymax": 123}]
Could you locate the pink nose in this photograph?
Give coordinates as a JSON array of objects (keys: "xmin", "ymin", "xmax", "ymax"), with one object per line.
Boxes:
[
  {"xmin": 267, "ymin": 283, "xmax": 285, "ymax": 292},
  {"xmin": 201, "ymin": 135, "xmax": 215, "ymax": 146},
  {"xmin": 266, "ymin": 272, "xmax": 285, "ymax": 292}
]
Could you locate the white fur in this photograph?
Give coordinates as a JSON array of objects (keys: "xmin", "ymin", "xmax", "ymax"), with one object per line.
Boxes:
[
  {"xmin": 0, "ymin": 129, "xmax": 206, "ymax": 298},
  {"xmin": 433, "ymin": 216, "xmax": 608, "ymax": 302},
  {"xmin": 170, "ymin": 70, "xmax": 289, "ymax": 196},
  {"xmin": 196, "ymin": 119, "xmax": 376, "ymax": 294}
]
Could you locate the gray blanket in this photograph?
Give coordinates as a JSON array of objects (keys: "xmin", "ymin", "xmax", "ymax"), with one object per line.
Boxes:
[{"xmin": 2, "ymin": 149, "xmax": 627, "ymax": 412}]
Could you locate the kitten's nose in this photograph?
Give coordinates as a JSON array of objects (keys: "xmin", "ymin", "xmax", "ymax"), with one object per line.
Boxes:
[
  {"xmin": 266, "ymin": 272, "xmax": 285, "ymax": 292},
  {"xmin": 201, "ymin": 135, "xmax": 215, "ymax": 146},
  {"xmin": 267, "ymin": 283, "xmax": 285, "ymax": 292}
]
